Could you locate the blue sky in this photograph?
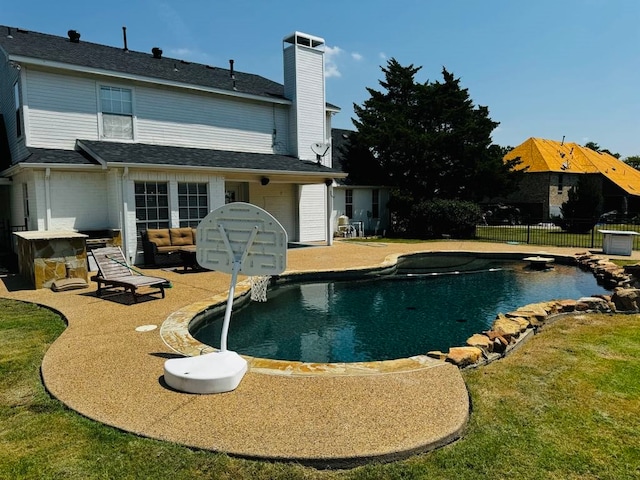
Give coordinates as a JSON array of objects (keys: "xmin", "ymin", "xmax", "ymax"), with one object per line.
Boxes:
[{"xmin": 4, "ymin": 0, "xmax": 640, "ymax": 157}]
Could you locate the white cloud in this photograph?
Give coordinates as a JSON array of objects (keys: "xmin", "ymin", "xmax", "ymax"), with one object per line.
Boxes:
[
  {"xmin": 379, "ymin": 52, "xmax": 387, "ymax": 60},
  {"xmin": 325, "ymin": 45, "xmax": 343, "ymax": 78},
  {"xmin": 351, "ymin": 52, "xmax": 363, "ymax": 61},
  {"xmin": 170, "ymin": 48, "xmax": 193, "ymax": 57}
]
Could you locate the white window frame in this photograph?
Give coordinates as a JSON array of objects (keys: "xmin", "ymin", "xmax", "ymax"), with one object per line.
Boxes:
[
  {"xmin": 178, "ymin": 182, "xmax": 209, "ymax": 227},
  {"xmin": 97, "ymin": 84, "xmax": 135, "ymax": 141},
  {"xmin": 345, "ymin": 188, "xmax": 353, "ymax": 219},
  {"xmin": 371, "ymin": 189, "xmax": 380, "ymax": 218}
]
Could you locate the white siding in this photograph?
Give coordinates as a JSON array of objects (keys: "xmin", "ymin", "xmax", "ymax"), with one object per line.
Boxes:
[
  {"xmin": 32, "ymin": 171, "xmax": 46, "ymax": 230},
  {"xmin": 333, "ymin": 187, "xmax": 391, "ymax": 235},
  {"xmin": 283, "ymin": 46, "xmax": 298, "ymax": 156},
  {"xmin": 283, "ymin": 43, "xmax": 326, "ymax": 162},
  {"xmin": 249, "ymin": 182, "xmax": 296, "ymax": 241},
  {"xmin": 10, "ymin": 171, "xmax": 30, "ymax": 229},
  {"xmin": 106, "ymin": 170, "xmax": 123, "ymax": 229},
  {"xmin": 298, "ymin": 183, "xmax": 326, "ymax": 242},
  {"xmin": 25, "ymin": 69, "xmax": 99, "ymax": 150},
  {"xmin": 48, "ymin": 171, "xmax": 109, "ymax": 230},
  {"xmin": 294, "ymin": 48, "xmax": 325, "ymax": 162},
  {"xmin": 20, "ymin": 67, "xmax": 291, "ymax": 154},
  {"xmin": 135, "ymin": 86, "xmax": 289, "ymax": 154}
]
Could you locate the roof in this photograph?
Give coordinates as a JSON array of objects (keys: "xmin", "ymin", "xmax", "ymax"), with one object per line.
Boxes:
[
  {"xmin": 331, "ymin": 128, "xmax": 353, "ymax": 173},
  {"xmin": 505, "ymin": 137, "xmax": 640, "ymax": 196},
  {"xmin": 13, "ymin": 142, "xmax": 345, "ymax": 178},
  {"xmin": 0, "ymin": 25, "xmax": 339, "ymax": 110},
  {"xmin": 22, "ymin": 148, "xmax": 97, "ymax": 165}
]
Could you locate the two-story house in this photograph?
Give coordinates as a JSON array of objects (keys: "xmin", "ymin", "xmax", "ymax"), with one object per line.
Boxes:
[
  {"xmin": 504, "ymin": 137, "xmax": 640, "ymax": 221},
  {"xmin": 0, "ymin": 25, "xmax": 345, "ymax": 264}
]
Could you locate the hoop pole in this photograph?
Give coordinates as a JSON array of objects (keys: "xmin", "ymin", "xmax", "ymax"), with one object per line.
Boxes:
[
  {"xmin": 217, "ymin": 223, "xmax": 260, "ymax": 353},
  {"xmin": 220, "ymin": 260, "xmax": 240, "ymax": 352}
]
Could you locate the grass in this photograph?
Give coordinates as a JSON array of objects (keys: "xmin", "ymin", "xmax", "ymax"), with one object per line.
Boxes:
[{"xmin": 1, "ymin": 298, "xmax": 639, "ymax": 479}]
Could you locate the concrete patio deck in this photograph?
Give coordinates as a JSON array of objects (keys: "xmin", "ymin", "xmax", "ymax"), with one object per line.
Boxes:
[{"xmin": 1, "ymin": 240, "xmax": 633, "ymax": 467}]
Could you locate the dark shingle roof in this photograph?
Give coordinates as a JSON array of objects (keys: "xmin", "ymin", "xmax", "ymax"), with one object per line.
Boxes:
[
  {"xmin": 76, "ymin": 140, "xmax": 344, "ymax": 175},
  {"xmin": 1, "ymin": 24, "xmax": 339, "ymax": 110},
  {"xmin": 0, "ymin": 25, "xmax": 286, "ymax": 100},
  {"xmin": 23, "ymin": 148, "xmax": 99, "ymax": 165},
  {"xmin": 331, "ymin": 128, "xmax": 354, "ymax": 173}
]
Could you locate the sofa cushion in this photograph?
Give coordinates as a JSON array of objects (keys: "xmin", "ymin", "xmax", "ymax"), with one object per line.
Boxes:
[
  {"xmin": 170, "ymin": 228, "xmax": 194, "ymax": 246},
  {"xmin": 146, "ymin": 229, "xmax": 171, "ymax": 247}
]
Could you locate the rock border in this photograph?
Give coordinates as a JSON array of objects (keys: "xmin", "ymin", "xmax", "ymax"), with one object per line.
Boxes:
[{"xmin": 430, "ymin": 252, "xmax": 639, "ymax": 368}]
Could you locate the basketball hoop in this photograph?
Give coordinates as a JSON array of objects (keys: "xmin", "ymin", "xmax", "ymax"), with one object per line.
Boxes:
[
  {"xmin": 250, "ymin": 275, "xmax": 271, "ymax": 302},
  {"xmin": 164, "ymin": 203, "xmax": 287, "ymax": 394}
]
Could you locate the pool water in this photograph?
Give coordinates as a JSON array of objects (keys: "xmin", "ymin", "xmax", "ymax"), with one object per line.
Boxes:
[{"xmin": 191, "ymin": 261, "xmax": 608, "ymax": 363}]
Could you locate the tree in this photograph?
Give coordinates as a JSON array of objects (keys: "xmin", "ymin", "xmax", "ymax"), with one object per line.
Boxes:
[
  {"xmin": 560, "ymin": 175, "xmax": 603, "ymax": 233},
  {"xmin": 346, "ymin": 60, "xmax": 521, "ymax": 222},
  {"xmin": 623, "ymin": 155, "xmax": 640, "ymax": 170},
  {"xmin": 584, "ymin": 141, "xmax": 620, "ymax": 159}
]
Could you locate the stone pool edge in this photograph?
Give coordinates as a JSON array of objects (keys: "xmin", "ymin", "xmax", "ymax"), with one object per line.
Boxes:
[{"xmin": 159, "ymin": 250, "xmax": 637, "ymax": 376}]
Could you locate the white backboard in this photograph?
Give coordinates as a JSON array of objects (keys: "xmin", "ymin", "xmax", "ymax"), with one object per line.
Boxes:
[{"xmin": 196, "ymin": 202, "xmax": 287, "ymax": 276}]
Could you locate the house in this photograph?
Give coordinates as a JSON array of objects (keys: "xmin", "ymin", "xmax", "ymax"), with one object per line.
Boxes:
[
  {"xmin": 330, "ymin": 128, "xmax": 390, "ymax": 236},
  {"xmin": 0, "ymin": 25, "xmax": 346, "ymax": 265},
  {"xmin": 503, "ymin": 137, "xmax": 640, "ymax": 221}
]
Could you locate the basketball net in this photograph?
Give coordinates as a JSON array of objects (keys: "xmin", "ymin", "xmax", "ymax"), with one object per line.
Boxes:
[{"xmin": 250, "ymin": 275, "xmax": 271, "ymax": 302}]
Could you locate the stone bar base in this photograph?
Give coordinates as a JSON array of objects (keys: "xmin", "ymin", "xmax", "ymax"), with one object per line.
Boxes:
[{"xmin": 14, "ymin": 231, "xmax": 88, "ymax": 289}]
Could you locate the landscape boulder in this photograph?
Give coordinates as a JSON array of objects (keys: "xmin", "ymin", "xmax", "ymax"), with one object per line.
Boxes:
[
  {"xmin": 611, "ymin": 288, "xmax": 640, "ymax": 311},
  {"xmin": 446, "ymin": 346, "xmax": 483, "ymax": 367}
]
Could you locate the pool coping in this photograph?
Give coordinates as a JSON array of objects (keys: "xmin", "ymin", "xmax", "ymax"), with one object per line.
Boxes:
[{"xmin": 159, "ymin": 250, "xmax": 589, "ymax": 376}]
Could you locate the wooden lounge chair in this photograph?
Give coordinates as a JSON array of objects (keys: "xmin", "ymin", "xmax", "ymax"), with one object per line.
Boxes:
[{"xmin": 91, "ymin": 247, "xmax": 168, "ymax": 302}]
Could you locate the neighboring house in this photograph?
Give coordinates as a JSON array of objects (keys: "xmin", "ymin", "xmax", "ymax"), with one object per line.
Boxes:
[
  {"xmin": 330, "ymin": 128, "xmax": 390, "ymax": 236},
  {"xmin": 0, "ymin": 26, "xmax": 346, "ymax": 264},
  {"xmin": 503, "ymin": 137, "xmax": 640, "ymax": 221}
]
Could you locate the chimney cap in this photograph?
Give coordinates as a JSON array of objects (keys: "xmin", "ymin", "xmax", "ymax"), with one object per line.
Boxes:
[
  {"xmin": 283, "ymin": 31, "xmax": 324, "ymax": 48},
  {"xmin": 151, "ymin": 47, "xmax": 163, "ymax": 59},
  {"xmin": 67, "ymin": 29, "xmax": 81, "ymax": 43}
]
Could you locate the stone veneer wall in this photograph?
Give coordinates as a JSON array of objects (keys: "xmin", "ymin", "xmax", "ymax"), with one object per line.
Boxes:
[{"xmin": 17, "ymin": 236, "xmax": 88, "ymax": 289}]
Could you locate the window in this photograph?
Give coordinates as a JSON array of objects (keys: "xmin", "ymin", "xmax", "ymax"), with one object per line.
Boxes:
[
  {"xmin": 345, "ymin": 189, "xmax": 353, "ymax": 219},
  {"xmin": 178, "ymin": 183, "xmax": 208, "ymax": 227},
  {"xmin": 135, "ymin": 182, "xmax": 169, "ymax": 242},
  {"xmin": 100, "ymin": 86, "xmax": 133, "ymax": 139},
  {"xmin": 371, "ymin": 189, "xmax": 379, "ymax": 218},
  {"xmin": 558, "ymin": 174, "xmax": 564, "ymax": 194},
  {"xmin": 14, "ymin": 82, "xmax": 22, "ymax": 138}
]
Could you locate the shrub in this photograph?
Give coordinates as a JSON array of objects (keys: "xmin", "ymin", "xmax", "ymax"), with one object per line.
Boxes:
[{"xmin": 409, "ymin": 199, "xmax": 482, "ymax": 239}]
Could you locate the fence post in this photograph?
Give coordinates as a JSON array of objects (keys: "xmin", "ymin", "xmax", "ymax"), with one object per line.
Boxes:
[
  {"xmin": 591, "ymin": 226, "xmax": 595, "ymax": 249},
  {"xmin": 527, "ymin": 223, "xmax": 531, "ymax": 244}
]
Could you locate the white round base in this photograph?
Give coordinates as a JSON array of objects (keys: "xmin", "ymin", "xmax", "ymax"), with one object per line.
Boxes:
[{"xmin": 164, "ymin": 350, "xmax": 248, "ymax": 394}]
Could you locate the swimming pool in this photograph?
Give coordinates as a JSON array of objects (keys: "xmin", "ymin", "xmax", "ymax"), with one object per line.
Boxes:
[{"xmin": 191, "ymin": 259, "xmax": 608, "ymax": 363}]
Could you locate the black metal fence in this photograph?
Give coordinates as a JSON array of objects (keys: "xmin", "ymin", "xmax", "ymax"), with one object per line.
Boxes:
[{"xmin": 475, "ymin": 221, "xmax": 640, "ymax": 251}]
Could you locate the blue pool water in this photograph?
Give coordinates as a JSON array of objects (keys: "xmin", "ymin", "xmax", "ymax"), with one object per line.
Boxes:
[{"xmin": 191, "ymin": 261, "xmax": 608, "ymax": 363}]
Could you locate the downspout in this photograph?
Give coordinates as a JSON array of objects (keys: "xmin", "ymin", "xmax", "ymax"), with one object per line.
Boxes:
[
  {"xmin": 326, "ymin": 180, "xmax": 333, "ymax": 246},
  {"xmin": 44, "ymin": 167, "xmax": 51, "ymax": 230},
  {"xmin": 121, "ymin": 166, "xmax": 129, "ymax": 261}
]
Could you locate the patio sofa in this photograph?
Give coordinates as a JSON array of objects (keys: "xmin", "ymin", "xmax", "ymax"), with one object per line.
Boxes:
[{"xmin": 142, "ymin": 228, "xmax": 196, "ymax": 266}]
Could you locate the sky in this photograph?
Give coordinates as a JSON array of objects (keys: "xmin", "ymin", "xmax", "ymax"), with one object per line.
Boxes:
[{"xmin": 4, "ymin": 0, "xmax": 640, "ymax": 157}]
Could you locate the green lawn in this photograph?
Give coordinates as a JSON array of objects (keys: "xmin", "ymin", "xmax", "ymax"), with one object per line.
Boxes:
[{"xmin": 1, "ymin": 298, "xmax": 639, "ymax": 479}]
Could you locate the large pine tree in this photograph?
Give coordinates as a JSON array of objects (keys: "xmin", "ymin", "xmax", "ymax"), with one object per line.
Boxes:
[{"xmin": 344, "ymin": 60, "xmax": 521, "ymax": 212}]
